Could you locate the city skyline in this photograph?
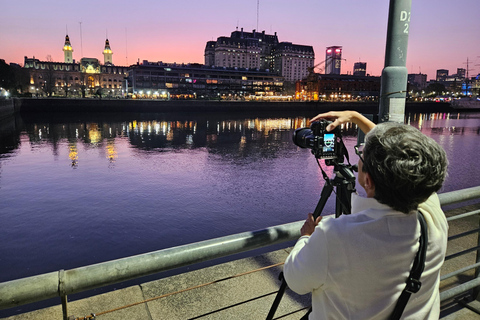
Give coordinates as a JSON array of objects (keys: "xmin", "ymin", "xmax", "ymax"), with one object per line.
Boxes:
[{"xmin": 1, "ymin": 0, "xmax": 479, "ymax": 81}]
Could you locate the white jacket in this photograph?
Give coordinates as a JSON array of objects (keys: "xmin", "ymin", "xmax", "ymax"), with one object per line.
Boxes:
[{"xmin": 284, "ymin": 193, "xmax": 448, "ymax": 319}]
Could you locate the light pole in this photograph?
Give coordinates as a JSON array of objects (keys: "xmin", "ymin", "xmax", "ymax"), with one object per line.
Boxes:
[{"xmin": 378, "ymin": 0, "xmax": 412, "ymax": 124}]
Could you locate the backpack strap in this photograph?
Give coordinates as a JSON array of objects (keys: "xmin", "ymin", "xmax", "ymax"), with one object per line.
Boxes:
[{"xmin": 389, "ymin": 211, "xmax": 428, "ymax": 320}]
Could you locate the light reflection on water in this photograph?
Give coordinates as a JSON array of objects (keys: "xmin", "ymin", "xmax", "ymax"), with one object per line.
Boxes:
[{"xmin": 0, "ymin": 111, "xmax": 479, "ymax": 287}]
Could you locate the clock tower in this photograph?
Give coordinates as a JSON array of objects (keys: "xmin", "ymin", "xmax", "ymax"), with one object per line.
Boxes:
[
  {"xmin": 103, "ymin": 38, "xmax": 113, "ymax": 65},
  {"xmin": 63, "ymin": 34, "xmax": 73, "ymax": 63}
]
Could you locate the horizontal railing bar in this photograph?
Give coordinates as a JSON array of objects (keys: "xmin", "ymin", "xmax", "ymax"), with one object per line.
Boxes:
[
  {"xmin": 441, "ymin": 262, "xmax": 480, "ymax": 281},
  {"xmin": 0, "ymin": 272, "xmax": 59, "ymax": 309},
  {"xmin": 448, "ymin": 228, "xmax": 480, "ymax": 241},
  {"xmin": 0, "ymin": 220, "xmax": 303, "ymax": 310},
  {"xmin": 438, "ymin": 186, "xmax": 480, "ymax": 206},
  {"xmin": 445, "ymin": 245, "xmax": 480, "ymax": 261},
  {"xmin": 440, "ymin": 278, "xmax": 480, "ymax": 301},
  {"xmin": 1, "ymin": 187, "xmax": 480, "ymax": 311},
  {"xmin": 446, "ymin": 209, "xmax": 480, "ymax": 222}
]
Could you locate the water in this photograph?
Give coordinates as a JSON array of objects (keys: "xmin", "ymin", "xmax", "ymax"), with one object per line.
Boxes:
[{"xmin": 0, "ymin": 110, "xmax": 479, "ymax": 310}]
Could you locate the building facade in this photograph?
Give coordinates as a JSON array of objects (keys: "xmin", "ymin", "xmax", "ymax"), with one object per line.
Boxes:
[
  {"xmin": 325, "ymin": 46, "xmax": 343, "ymax": 75},
  {"xmin": 127, "ymin": 60, "xmax": 284, "ymax": 99},
  {"xmin": 407, "ymin": 73, "xmax": 427, "ymax": 90},
  {"xmin": 23, "ymin": 35, "xmax": 128, "ymax": 97},
  {"xmin": 296, "ymin": 73, "xmax": 381, "ymax": 101},
  {"xmin": 353, "ymin": 62, "xmax": 367, "ymax": 76},
  {"xmin": 204, "ymin": 28, "xmax": 314, "ymax": 82},
  {"xmin": 273, "ymin": 42, "xmax": 314, "ymax": 82},
  {"xmin": 436, "ymin": 69, "xmax": 448, "ymax": 82}
]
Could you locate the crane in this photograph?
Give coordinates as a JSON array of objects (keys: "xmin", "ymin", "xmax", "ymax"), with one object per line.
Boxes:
[{"xmin": 307, "ymin": 58, "xmax": 330, "ymax": 75}]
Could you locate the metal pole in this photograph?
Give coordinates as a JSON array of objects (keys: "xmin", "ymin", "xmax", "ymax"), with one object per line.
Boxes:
[{"xmin": 378, "ymin": 0, "xmax": 412, "ymax": 123}]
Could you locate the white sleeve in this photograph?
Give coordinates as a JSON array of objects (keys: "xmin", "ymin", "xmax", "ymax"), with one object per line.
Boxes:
[{"xmin": 283, "ymin": 224, "xmax": 329, "ymax": 295}]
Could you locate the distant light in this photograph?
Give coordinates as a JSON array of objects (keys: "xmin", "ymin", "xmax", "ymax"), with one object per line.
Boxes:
[
  {"xmin": 335, "ymin": 49, "xmax": 341, "ymax": 53},
  {"xmin": 327, "ymin": 49, "xmax": 332, "ymax": 53}
]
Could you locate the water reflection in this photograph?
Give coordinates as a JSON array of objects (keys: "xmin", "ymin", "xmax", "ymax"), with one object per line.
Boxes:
[
  {"xmin": 68, "ymin": 143, "xmax": 78, "ymax": 168},
  {"xmin": 3, "ymin": 115, "xmax": 359, "ymax": 167},
  {"xmin": 1, "ymin": 111, "xmax": 479, "ymax": 167},
  {"xmin": 406, "ymin": 112, "xmax": 480, "ymax": 135}
]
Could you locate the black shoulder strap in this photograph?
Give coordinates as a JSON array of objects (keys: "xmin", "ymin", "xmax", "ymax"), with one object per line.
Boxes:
[{"xmin": 389, "ymin": 211, "xmax": 428, "ymax": 320}]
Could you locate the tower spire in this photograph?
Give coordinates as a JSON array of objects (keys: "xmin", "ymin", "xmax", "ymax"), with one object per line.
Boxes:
[
  {"xmin": 103, "ymin": 38, "xmax": 113, "ymax": 65},
  {"xmin": 63, "ymin": 34, "xmax": 73, "ymax": 63}
]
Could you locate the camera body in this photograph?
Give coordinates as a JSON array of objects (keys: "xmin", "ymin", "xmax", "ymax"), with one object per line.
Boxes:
[{"xmin": 293, "ymin": 120, "xmax": 343, "ymax": 160}]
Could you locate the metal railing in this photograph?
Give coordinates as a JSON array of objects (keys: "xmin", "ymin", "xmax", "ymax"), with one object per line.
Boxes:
[
  {"xmin": 439, "ymin": 186, "xmax": 480, "ymax": 305},
  {"xmin": 1, "ymin": 186, "xmax": 480, "ymax": 319}
]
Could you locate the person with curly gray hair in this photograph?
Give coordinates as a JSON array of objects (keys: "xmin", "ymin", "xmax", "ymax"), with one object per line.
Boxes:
[{"xmin": 284, "ymin": 111, "xmax": 448, "ymax": 319}]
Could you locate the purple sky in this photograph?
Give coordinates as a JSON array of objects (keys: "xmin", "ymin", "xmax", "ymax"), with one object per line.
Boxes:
[{"xmin": 1, "ymin": 0, "xmax": 479, "ymax": 80}]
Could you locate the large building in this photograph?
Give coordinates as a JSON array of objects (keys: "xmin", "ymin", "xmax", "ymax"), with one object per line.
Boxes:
[
  {"xmin": 353, "ymin": 62, "xmax": 367, "ymax": 76},
  {"xmin": 273, "ymin": 42, "xmax": 315, "ymax": 82},
  {"xmin": 408, "ymin": 73, "xmax": 427, "ymax": 90},
  {"xmin": 325, "ymin": 46, "xmax": 343, "ymax": 75},
  {"xmin": 296, "ymin": 73, "xmax": 381, "ymax": 101},
  {"xmin": 24, "ymin": 35, "xmax": 128, "ymax": 98},
  {"xmin": 127, "ymin": 60, "xmax": 284, "ymax": 99},
  {"xmin": 204, "ymin": 28, "xmax": 314, "ymax": 82},
  {"xmin": 436, "ymin": 69, "xmax": 448, "ymax": 82}
]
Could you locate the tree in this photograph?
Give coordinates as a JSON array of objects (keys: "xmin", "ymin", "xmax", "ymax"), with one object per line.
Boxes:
[
  {"xmin": 0, "ymin": 60, "xmax": 30, "ymax": 96},
  {"xmin": 0, "ymin": 59, "xmax": 16, "ymax": 90},
  {"xmin": 425, "ymin": 82, "xmax": 446, "ymax": 96}
]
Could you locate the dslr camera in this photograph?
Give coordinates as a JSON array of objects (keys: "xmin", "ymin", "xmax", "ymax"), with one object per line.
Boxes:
[{"xmin": 293, "ymin": 120, "xmax": 343, "ymax": 160}]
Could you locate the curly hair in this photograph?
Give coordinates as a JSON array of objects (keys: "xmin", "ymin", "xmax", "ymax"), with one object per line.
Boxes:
[{"xmin": 362, "ymin": 122, "xmax": 448, "ymax": 214}]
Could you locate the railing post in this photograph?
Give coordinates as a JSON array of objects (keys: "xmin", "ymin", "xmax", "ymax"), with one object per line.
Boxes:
[
  {"xmin": 58, "ymin": 270, "xmax": 69, "ymax": 320},
  {"xmin": 473, "ymin": 216, "xmax": 480, "ymax": 299}
]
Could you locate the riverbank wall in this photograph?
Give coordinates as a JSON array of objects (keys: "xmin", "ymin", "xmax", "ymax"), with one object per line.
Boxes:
[
  {"xmin": 9, "ymin": 98, "xmax": 456, "ymax": 115},
  {"xmin": 0, "ymin": 99, "xmax": 14, "ymax": 120}
]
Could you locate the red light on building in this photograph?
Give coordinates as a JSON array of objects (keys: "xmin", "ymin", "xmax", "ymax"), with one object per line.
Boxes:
[
  {"xmin": 335, "ymin": 49, "xmax": 341, "ymax": 53},
  {"xmin": 327, "ymin": 49, "xmax": 332, "ymax": 53}
]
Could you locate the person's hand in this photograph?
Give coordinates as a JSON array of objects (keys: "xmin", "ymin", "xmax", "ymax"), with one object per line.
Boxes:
[
  {"xmin": 300, "ymin": 213, "xmax": 322, "ymax": 236},
  {"xmin": 310, "ymin": 111, "xmax": 375, "ymax": 134},
  {"xmin": 310, "ymin": 111, "xmax": 356, "ymax": 132}
]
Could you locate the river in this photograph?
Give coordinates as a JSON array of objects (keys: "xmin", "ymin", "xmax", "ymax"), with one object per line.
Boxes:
[{"xmin": 0, "ymin": 109, "xmax": 479, "ymax": 314}]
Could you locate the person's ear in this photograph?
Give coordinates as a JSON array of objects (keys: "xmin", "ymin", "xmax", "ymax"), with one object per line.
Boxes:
[{"xmin": 364, "ymin": 172, "xmax": 376, "ymax": 197}]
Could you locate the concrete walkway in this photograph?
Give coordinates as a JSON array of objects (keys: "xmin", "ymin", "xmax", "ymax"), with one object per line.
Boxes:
[{"xmin": 2, "ymin": 246, "xmax": 480, "ymax": 320}]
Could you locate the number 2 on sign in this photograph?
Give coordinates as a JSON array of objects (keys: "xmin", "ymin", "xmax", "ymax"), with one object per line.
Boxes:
[{"xmin": 400, "ymin": 11, "xmax": 411, "ymax": 34}]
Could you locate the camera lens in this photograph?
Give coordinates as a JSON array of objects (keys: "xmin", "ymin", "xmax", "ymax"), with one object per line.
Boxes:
[{"xmin": 293, "ymin": 128, "xmax": 314, "ymax": 149}]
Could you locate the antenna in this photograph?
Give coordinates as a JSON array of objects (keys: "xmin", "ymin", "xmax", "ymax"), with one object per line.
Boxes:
[
  {"xmin": 257, "ymin": 0, "xmax": 259, "ymax": 31},
  {"xmin": 125, "ymin": 27, "xmax": 128, "ymax": 65},
  {"xmin": 79, "ymin": 20, "xmax": 84, "ymax": 57},
  {"xmin": 463, "ymin": 57, "xmax": 471, "ymax": 79}
]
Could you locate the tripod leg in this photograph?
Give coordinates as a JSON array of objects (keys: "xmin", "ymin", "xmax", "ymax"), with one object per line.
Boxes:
[
  {"xmin": 266, "ymin": 183, "xmax": 334, "ymax": 319},
  {"xmin": 266, "ymin": 272, "xmax": 288, "ymax": 320},
  {"xmin": 313, "ymin": 182, "xmax": 334, "ymax": 219},
  {"xmin": 335, "ymin": 177, "xmax": 355, "ymax": 217}
]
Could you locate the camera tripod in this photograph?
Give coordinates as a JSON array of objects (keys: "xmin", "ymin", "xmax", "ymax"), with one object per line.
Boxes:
[{"xmin": 266, "ymin": 160, "xmax": 357, "ymax": 320}]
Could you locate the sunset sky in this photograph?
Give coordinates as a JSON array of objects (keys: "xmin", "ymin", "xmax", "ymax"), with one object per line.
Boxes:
[{"xmin": 1, "ymin": 0, "xmax": 479, "ymax": 81}]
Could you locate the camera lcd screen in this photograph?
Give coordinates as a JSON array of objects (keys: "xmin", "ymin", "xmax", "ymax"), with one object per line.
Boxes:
[{"xmin": 323, "ymin": 133, "xmax": 335, "ymax": 153}]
